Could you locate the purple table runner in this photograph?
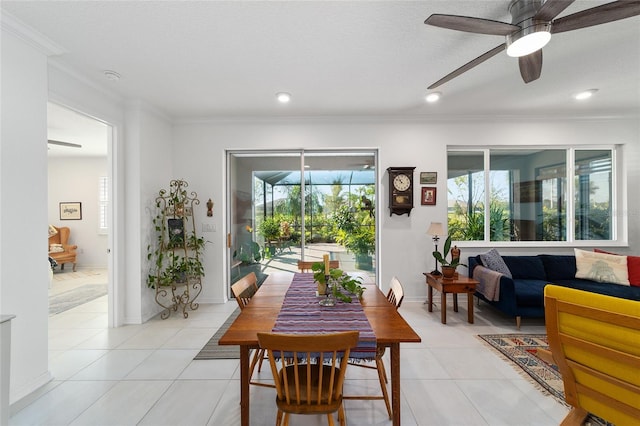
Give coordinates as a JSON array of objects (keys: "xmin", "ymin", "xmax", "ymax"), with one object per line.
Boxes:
[{"xmin": 272, "ymin": 273, "xmax": 377, "ymax": 360}]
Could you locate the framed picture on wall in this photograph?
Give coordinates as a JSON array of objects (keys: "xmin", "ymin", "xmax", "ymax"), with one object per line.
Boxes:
[
  {"xmin": 59, "ymin": 202, "xmax": 82, "ymax": 220},
  {"xmin": 168, "ymin": 218, "xmax": 185, "ymax": 247},
  {"xmin": 421, "ymin": 187, "xmax": 437, "ymax": 205},
  {"xmin": 420, "ymin": 172, "xmax": 437, "ymax": 185}
]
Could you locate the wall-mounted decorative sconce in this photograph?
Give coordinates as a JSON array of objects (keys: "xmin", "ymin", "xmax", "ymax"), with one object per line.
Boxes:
[{"xmin": 206, "ymin": 198, "xmax": 214, "ymax": 217}]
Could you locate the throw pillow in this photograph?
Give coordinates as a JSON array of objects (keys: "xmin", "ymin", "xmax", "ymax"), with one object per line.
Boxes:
[
  {"xmin": 594, "ymin": 248, "xmax": 640, "ymax": 287},
  {"xmin": 574, "ymin": 248, "xmax": 629, "ymax": 286},
  {"xmin": 479, "ymin": 249, "xmax": 512, "ymax": 278},
  {"xmin": 49, "ymin": 244, "xmax": 64, "ymax": 253}
]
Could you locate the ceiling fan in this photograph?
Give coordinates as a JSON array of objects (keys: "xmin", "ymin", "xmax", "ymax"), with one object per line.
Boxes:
[
  {"xmin": 48, "ymin": 139, "xmax": 82, "ymax": 149},
  {"xmin": 424, "ymin": 0, "xmax": 640, "ymax": 89}
]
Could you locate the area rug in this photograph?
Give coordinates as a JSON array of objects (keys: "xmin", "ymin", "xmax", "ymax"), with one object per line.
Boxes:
[
  {"xmin": 479, "ymin": 334, "xmax": 611, "ymax": 426},
  {"xmin": 49, "ymin": 284, "xmax": 108, "ymax": 315},
  {"xmin": 194, "ymin": 308, "xmax": 241, "ymax": 359}
]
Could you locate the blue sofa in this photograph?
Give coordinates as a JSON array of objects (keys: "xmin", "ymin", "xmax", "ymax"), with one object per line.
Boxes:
[{"xmin": 468, "ymin": 254, "xmax": 640, "ymax": 328}]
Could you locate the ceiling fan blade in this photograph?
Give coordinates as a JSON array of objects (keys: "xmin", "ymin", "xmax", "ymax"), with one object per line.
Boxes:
[
  {"xmin": 519, "ymin": 50, "xmax": 543, "ymax": 83},
  {"xmin": 425, "ymin": 14, "xmax": 519, "ymax": 36},
  {"xmin": 47, "ymin": 139, "xmax": 82, "ymax": 148},
  {"xmin": 428, "ymin": 43, "xmax": 506, "ymax": 89},
  {"xmin": 534, "ymin": 0, "xmax": 576, "ymax": 21},
  {"xmin": 551, "ymin": 1, "xmax": 640, "ymax": 34}
]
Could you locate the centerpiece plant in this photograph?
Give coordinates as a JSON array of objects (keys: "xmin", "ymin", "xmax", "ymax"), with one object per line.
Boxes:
[{"xmin": 311, "ymin": 262, "xmax": 365, "ymax": 303}]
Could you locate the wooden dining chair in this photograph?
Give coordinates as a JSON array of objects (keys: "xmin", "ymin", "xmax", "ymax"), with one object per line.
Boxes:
[
  {"xmin": 344, "ymin": 276, "xmax": 403, "ymax": 419},
  {"xmin": 257, "ymin": 331, "xmax": 359, "ymax": 426},
  {"xmin": 297, "ymin": 259, "xmax": 340, "ymax": 272},
  {"xmin": 386, "ymin": 276, "xmax": 404, "ymax": 308},
  {"xmin": 230, "ymin": 273, "xmax": 271, "ymax": 387},
  {"xmin": 544, "ymin": 285, "xmax": 640, "ymax": 426},
  {"xmin": 230, "ymin": 272, "xmax": 259, "ymax": 309}
]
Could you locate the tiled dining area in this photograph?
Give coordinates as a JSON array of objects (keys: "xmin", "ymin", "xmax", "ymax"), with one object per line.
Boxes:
[{"xmin": 10, "ymin": 284, "xmax": 570, "ymax": 425}]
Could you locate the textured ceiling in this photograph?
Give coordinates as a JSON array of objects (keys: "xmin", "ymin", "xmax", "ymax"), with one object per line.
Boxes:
[{"xmin": 2, "ymin": 1, "xmax": 639, "ymax": 155}]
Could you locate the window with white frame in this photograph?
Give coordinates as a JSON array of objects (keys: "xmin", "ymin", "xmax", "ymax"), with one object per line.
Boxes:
[
  {"xmin": 99, "ymin": 176, "xmax": 108, "ymax": 233},
  {"xmin": 447, "ymin": 147, "xmax": 617, "ymax": 243}
]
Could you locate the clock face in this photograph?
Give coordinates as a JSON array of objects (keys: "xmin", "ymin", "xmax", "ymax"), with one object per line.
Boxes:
[{"xmin": 393, "ymin": 174, "xmax": 411, "ymax": 192}]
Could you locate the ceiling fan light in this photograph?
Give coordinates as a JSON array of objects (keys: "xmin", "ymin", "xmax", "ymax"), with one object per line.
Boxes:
[{"xmin": 506, "ymin": 22, "xmax": 551, "ymax": 57}]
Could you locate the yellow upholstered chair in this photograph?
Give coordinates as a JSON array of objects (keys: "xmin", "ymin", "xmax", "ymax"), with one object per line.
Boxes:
[
  {"xmin": 544, "ymin": 285, "xmax": 640, "ymax": 425},
  {"xmin": 48, "ymin": 226, "xmax": 78, "ymax": 271},
  {"xmin": 258, "ymin": 331, "xmax": 359, "ymax": 426}
]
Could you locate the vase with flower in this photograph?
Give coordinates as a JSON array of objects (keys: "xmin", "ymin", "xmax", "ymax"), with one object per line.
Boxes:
[{"xmin": 432, "ymin": 235, "xmax": 466, "ymax": 280}]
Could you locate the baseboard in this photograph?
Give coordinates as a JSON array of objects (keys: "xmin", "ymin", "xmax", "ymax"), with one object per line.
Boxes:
[{"xmin": 10, "ymin": 370, "xmax": 53, "ymax": 412}]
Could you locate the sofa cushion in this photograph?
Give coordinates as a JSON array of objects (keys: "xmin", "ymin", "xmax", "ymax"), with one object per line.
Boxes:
[
  {"xmin": 513, "ymin": 279, "xmax": 548, "ymax": 307},
  {"xmin": 479, "ymin": 249, "xmax": 512, "ymax": 278},
  {"xmin": 539, "ymin": 255, "xmax": 577, "ymax": 281},
  {"xmin": 595, "ymin": 248, "xmax": 640, "ymax": 287},
  {"xmin": 574, "ymin": 248, "xmax": 629, "ymax": 286},
  {"xmin": 554, "ymin": 279, "xmax": 640, "ymax": 301},
  {"xmin": 502, "ymin": 256, "xmax": 546, "ymax": 280}
]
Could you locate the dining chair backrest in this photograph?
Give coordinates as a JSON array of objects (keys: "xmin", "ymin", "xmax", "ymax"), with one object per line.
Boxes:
[
  {"xmin": 231, "ymin": 272, "xmax": 258, "ymax": 310},
  {"xmin": 544, "ymin": 284, "xmax": 640, "ymax": 426},
  {"xmin": 297, "ymin": 260, "xmax": 340, "ymax": 273},
  {"xmin": 387, "ymin": 276, "xmax": 404, "ymax": 308},
  {"xmin": 257, "ymin": 331, "xmax": 359, "ymax": 423}
]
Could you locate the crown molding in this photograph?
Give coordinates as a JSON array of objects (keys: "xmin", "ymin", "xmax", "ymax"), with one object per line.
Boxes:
[{"xmin": 1, "ymin": 11, "xmax": 66, "ymax": 56}]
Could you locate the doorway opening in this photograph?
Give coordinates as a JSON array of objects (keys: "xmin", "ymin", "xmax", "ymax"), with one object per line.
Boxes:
[{"xmin": 47, "ymin": 102, "xmax": 112, "ymax": 322}]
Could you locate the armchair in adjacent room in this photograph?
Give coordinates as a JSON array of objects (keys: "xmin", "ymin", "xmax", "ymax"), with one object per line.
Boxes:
[{"xmin": 48, "ymin": 226, "xmax": 78, "ymax": 271}]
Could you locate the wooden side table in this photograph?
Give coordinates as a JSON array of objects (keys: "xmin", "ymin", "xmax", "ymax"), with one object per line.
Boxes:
[{"xmin": 423, "ymin": 273, "xmax": 478, "ymax": 324}]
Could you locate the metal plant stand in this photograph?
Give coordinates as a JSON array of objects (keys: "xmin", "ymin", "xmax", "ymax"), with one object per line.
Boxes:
[{"xmin": 150, "ymin": 180, "xmax": 203, "ymax": 319}]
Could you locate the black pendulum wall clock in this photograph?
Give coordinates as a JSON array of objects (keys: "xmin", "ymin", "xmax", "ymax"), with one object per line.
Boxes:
[{"xmin": 387, "ymin": 167, "xmax": 416, "ymax": 216}]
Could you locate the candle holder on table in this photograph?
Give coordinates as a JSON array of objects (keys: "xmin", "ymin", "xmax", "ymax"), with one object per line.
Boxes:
[{"xmin": 319, "ymin": 275, "xmax": 336, "ymax": 306}]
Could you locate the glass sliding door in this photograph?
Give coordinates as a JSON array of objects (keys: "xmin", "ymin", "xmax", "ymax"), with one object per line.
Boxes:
[
  {"xmin": 302, "ymin": 151, "xmax": 376, "ymax": 275},
  {"xmin": 227, "ymin": 150, "xmax": 377, "ymax": 295},
  {"xmin": 227, "ymin": 151, "xmax": 302, "ymax": 287}
]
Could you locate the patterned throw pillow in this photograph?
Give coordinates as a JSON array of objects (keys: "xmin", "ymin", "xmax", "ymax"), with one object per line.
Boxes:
[
  {"xmin": 574, "ymin": 248, "xmax": 629, "ymax": 286},
  {"xmin": 479, "ymin": 249, "xmax": 512, "ymax": 278}
]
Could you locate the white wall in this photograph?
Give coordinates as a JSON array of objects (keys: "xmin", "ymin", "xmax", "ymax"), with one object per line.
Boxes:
[
  {"xmin": 0, "ymin": 29, "xmax": 52, "ymax": 404},
  {"xmin": 48, "ymin": 157, "xmax": 108, "ymax": 268},
  {"xmin": 134, "ymin": 103, "xmax": 174, "ymax": 323},
  {"xmin": 173, "ymin": 117, "xmax": 640, "ymax": 302}
]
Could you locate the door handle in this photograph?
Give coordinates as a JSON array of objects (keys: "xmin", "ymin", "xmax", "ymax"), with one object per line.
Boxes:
[{"xmin": 227, "ymin": 233, "xmax": 232, "ymax": 248}]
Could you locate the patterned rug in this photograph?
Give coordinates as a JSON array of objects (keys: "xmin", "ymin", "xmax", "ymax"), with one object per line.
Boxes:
[
  {"xmin": 194, "ymin": 308, "xmax": 241, "ymax": 359},
  {"xmin": 479, "ymin": 334, "xmax": 611, "ymax": 426}
]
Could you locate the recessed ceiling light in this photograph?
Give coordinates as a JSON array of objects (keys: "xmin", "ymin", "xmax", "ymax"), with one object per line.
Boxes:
[
  {"xmin": 574, "ymin": 89, "xmax": 598, "ymax": 100},
  {"xmin": 276, "ymin": 92, "xmax": 291, "ymax": 103},
  {"xmin": 103, "ymin": 70, "xmax": 121, "ymax": 81},
  {"xmin": 425, "ymin": 92, "xmax": 441, "ymax": 103}
]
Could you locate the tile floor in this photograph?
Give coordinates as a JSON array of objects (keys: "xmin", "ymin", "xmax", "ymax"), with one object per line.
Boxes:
[{"xmin": 11, "ymin": 277, "xmax": 569, "ymax": 425}]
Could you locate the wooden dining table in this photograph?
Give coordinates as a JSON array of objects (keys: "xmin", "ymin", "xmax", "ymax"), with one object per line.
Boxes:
[{"xmin": 218, "ymin": 271, "xmax": 422, "ymax": 426}]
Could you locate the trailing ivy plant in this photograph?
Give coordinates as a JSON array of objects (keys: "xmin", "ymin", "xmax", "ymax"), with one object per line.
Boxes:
[
  {"xmin": 147, "ymin": 180, "xmax": 208, "ymax": 289},
  {"xmin": 311, "ymin": 262, "xmax": 365, "ymax": 303}
]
